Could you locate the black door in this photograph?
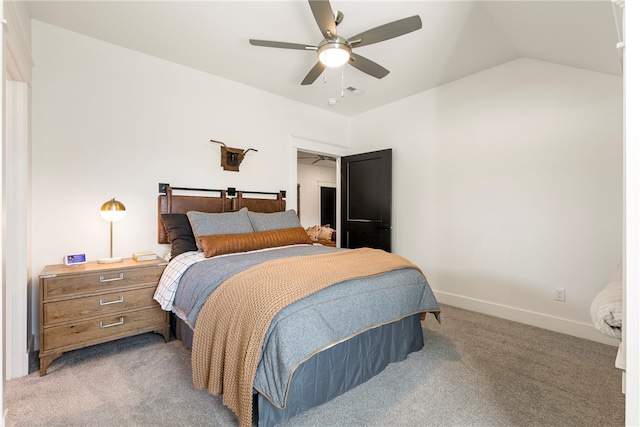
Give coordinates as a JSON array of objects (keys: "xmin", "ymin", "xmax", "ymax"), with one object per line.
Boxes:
[
  {"xmin": 320, "ymin": 186, "xmax": 336, "ymax": 229},
  {"xmin": 340, "ymin": 149, "xmax": 392, "ymax": 252}
]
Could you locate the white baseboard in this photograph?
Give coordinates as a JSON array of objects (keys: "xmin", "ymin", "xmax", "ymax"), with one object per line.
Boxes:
[{"xmin": 434, "ymin": 290, "xmax": 621, "ymax": 346}]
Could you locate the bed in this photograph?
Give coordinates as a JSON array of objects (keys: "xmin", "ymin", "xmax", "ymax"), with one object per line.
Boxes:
[{"xmin": 154, "ymin": 184, "xmax": 441, "ymax": 426}]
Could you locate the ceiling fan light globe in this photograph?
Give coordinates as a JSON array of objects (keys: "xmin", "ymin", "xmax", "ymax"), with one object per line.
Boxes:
[
  {"xmin": 318, "ymin": 38, "xmax": 351, "ymax": 67},
  {"xmin": 319, "ymin": 47, "xmax": 350, "ymax": 67}
]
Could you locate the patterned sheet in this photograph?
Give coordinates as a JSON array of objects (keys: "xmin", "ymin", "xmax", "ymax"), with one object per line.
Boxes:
[{"xmin": 154, "ymin": 251, "xmax": 205, "ymax": 311}]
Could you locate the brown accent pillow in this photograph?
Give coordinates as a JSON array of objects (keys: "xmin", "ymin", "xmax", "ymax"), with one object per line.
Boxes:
[{"xmin": 199, "ymin": 227, "xmax": 313, "ymax": 258}]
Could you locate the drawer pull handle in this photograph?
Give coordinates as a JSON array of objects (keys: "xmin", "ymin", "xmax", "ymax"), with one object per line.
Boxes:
[
  {"xmin": 99, "ymin": 296, "xmax": 124, "ymax": 306},
  {"xmin": 99, "ymin": 273, "xmax": 124, "ymax": 283},
  {"xmin": 100, "ymin": 317, "xmax": 124, "ymax": 328}
]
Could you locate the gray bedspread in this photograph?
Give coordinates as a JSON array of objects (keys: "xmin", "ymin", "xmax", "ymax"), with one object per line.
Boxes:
[{"xmin": 172, "ymin": 245, "xmax": 439, "ymax": 408}]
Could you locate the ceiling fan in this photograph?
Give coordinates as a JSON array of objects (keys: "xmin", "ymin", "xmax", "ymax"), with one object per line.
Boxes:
[
  {"xmin": 249, "ymin": 0, "xmax": 422, "ymax": 85},
  {"xmin": 299, "ymin": 154, "xmax": 336, "ymax": 165}
]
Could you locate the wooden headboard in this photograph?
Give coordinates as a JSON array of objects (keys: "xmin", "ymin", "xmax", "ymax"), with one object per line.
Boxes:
[
  {"xmin": 157, "ymin": 184, "xmax": 286, "ymax": 244},
  {"xmin": 232, "ymin": 191, "xmax": 286, "ymax": 213}
]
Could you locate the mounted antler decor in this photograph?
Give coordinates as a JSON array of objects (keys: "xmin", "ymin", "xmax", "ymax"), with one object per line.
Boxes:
[{"xmin": 210, "ymin": 140, "xmax": 258, "ymax": 172}]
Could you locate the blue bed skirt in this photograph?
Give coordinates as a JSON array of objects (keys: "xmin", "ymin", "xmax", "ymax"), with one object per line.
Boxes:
[{"xmin": 256, "ymin": 313, "xmax": 425, "ymax": 426}]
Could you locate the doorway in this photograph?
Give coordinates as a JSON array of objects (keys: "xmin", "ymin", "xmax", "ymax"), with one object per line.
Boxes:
[{"xmin": 296, "ymin": 150, "xmax": 338, "ymax": 230}]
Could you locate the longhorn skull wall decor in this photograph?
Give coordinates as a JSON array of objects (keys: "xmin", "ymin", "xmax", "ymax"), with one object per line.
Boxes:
[{"xmin": 210, "ymin": 140, "xmax": 258, "ymax": 172}]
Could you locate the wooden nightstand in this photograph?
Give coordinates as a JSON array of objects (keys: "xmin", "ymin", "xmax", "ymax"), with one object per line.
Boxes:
[{"xmin": 39, "ymin": 257, "xmax": 170, "ymax": 375}]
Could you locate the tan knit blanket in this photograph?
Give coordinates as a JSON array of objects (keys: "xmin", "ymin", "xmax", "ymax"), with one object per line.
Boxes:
[{"xmin": 191, "ymin": 247, "xmax": 421, "ymax": 427}]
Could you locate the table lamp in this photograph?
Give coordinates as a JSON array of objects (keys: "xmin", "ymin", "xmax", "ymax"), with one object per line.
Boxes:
[{"xmin": 98, "ymin": 198, "xmax": 126, "ymax": 264}]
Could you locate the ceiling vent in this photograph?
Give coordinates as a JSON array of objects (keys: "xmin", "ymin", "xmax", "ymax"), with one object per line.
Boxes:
[{"xmin": 345, "ymin": 86, "xmax": 364, "ymax": 95}]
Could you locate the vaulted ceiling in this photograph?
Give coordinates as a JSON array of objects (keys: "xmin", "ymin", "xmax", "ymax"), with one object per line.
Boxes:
[{"xmin": 27, "ymin": 1, "xmax": 622, "ymax": 117}]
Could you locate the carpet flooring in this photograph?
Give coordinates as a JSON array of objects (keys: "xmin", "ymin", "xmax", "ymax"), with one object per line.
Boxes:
[{"xmin": 5, "ymin": 304, "xmax": 624, "ymax": 426}]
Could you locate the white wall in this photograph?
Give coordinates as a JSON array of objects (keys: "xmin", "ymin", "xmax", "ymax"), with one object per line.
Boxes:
[
  {"xmin": 350, "ymin": 58, "xmax": 623, "ymax": 344},
  {"xmin": 297, "ymin": 162, "xmax": 336, "ymax": 229},
  {"xmin": 30, "ymin": 21, "xmax": 349, "ymax": 343}
]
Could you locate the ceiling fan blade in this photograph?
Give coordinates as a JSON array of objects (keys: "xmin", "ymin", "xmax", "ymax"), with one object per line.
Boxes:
[
  {"xmin": 311, "ymin": 158, "xmax": 321, "ymax": 164},
  {"xmin": 348, "ymin": 15, "xmax": 422, "ymax": 48},
  {"xmin": 249, "ymin": 39, "xmax": 316, "ymax": 50},
  {"xmin": 301, "ymin": 61, "xmax": 326, "ymax": 85},
  {"xmin": 349, "ymin": 53, "xmax": 390, "ymax": 79},
  {"xmin": 308, "ymin": 0, "xmax": 337, "ymax": 39}
]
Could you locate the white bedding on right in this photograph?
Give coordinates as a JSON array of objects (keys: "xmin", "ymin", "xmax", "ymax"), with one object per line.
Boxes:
[{"xmin": 590, "ymin": 263, "xmax": 623, "ymax": 340}]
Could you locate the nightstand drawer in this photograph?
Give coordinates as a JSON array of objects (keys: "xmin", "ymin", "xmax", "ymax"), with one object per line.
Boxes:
[
  {"xmin": 43, "ymin": 287, "xmax": 157, "ymax": 325},
  {"xmin": 43, "ymin": 267, "xmax": 163, "ymax": 300},
  {"xmin": 42, "ymin": 307, "xmax": 167, "ymax": 352}
]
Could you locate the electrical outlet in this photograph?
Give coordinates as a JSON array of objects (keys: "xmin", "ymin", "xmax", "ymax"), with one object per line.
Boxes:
[{"xmin": 554, "ymin": 287, "xmax": 566, "ymax": 302}]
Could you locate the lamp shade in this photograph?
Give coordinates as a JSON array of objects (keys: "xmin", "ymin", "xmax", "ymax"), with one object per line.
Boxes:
[
  {"xmin": 98, "ymin": 198, "xmax": 126, "ymax": 264},
  {"xmin": 318, "ymin": 37, "xmax": 351, "ymax": 68},
  {"xmin": 100, "ymin": 198, "xmax": 126, "ymax": 222}
]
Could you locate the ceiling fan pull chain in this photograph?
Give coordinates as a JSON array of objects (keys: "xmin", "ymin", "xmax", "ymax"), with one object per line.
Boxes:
[{"xmin": 341, "ymin": 67, "xmax": 345, "ymax": 98}]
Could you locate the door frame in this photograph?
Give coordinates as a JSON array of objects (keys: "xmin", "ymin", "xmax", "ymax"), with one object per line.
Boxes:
[{"xmin": 4, "ymin": 0, "xmax": 34, "ymax": 383}]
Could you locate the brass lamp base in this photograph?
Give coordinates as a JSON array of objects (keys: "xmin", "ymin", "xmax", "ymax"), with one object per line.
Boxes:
[{"xmin": 97, "ymin": 256, "xmax": 123, "ymax": 264}]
